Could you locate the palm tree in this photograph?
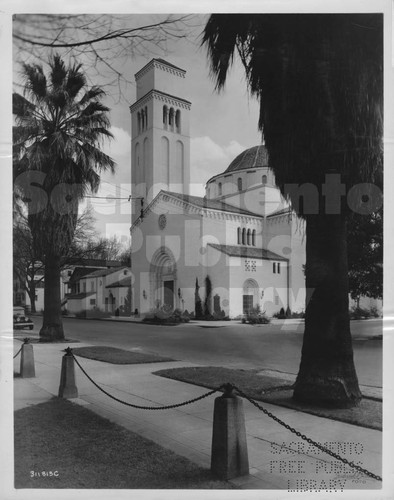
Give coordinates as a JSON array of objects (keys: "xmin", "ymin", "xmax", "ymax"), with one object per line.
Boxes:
[
  {"xmin": 13, "ymin": 54, "xmax": 115, "ymax": 341},
  {"xmin": 203, "ymin": 14, "xmax": 383, "ymax": 407}
]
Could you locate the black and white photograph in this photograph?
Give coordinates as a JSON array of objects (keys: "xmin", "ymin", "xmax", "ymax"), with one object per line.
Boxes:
[{"xmin": 1, "ymin": 0, "xmax": 393, "ymax": 498}]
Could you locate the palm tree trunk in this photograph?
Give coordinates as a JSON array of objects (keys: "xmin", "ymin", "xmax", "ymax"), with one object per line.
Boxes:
[
  {"xmin": 293, "ymin": 214, "xmax": 362, "ymax": 408},
  {"xmin": 39, "ymin": 253, "xmax": 64, "ymax": 341}
]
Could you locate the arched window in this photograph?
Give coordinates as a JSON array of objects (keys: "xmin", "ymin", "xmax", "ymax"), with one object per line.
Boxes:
[
  {"xmin": 218, "ymin": 182, "xmax": 222, "ymax": 196},
  {"xmin": 161, "ymin": 136, "xmax": 170, "ymax": 186},
  {"xmin": 135, "ymin": 143, "xmax": 140, "ymax": 167},
  {"xmin": 237, "ymin": 227, "xmax": 241, "ymax": 244},
  {"xmin": 163, "ymin": 106, "xmax": 168, "ymax": 128},
  {"xmin": 237, "ymin": 177, "xmax": 243, "ymax": 192},
  {"xmin": 175, "ymin": 140, "xmax": 184, "ymax": 184},
  {"xmin": 262, "ymin": 174, "xmax": 267, "ymax": 185},
  {"xmin": 143, "ymin": 137, "xmax": 149, "ymax": 172},
  {"xmin": 137, "ymin": 112, "xmax": 141, "ymax": 134},
  {"xmin": 169, "ymin": 108, "xmax": 175, "ymax": 131},
  {"xmin": 252, "ymin": 230, "xmax": 256, "ymax": 246},
  {"xmin": 247, "ymin": 229, "xmax": 251, "ymax": 246},
  {"xmin": 175, "ymin": 109, "xmax": 181, "ymax": 133},
  {"xmin": 242, "ymin": 228, "xmax": 246, "ymax": 245},
  {"xmin": 141, "ymin": 109, "xmax": 145, "ymax": 131},
  {"xmin": 144, "ymin": 106, "xmax": 148, "ymax": 130},
  {"xmin": 134, "ymin": 142, "xmax": 140, "ymax": 184}
]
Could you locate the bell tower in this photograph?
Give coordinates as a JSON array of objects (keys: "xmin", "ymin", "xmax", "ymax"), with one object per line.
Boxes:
[{"xmin": 130, "ymin": 59, "xmax": 191, "ymax": 221}]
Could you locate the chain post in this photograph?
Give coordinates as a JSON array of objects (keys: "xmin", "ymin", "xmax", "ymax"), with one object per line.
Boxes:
[
  {"xmin": 58, "ymin": 347, "xmax": 78, "ymax": 399},
  {"xmin": 233, "ymin": 384, "xmax": 382, "ymax": 483},
  {"xmin": 20, "ymin": 338, "xmax": 35, "ymax": 378},
  {"xmin": 211, "ymin": 383, "xmax": 249, "ymax": 480}
]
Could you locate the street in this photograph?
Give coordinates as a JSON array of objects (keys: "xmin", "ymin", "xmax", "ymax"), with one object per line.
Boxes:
[{"xmin": 29, "ymin": 316, "xmax": 382, "ymax": 388}]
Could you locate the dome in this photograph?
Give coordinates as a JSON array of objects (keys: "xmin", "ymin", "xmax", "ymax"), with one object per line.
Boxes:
[{"xmin": 224, "ymin": 145, "xmax": 268, "ymax": 174}]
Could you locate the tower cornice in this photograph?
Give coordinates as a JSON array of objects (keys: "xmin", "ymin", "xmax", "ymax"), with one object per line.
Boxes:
[
  {"xmin": 135, "ymin": 58, "xmax": 186, "ymax": 81},
  {"xmin": 130, "ymin": 89, "xmax": 192, "ymax": 113}
]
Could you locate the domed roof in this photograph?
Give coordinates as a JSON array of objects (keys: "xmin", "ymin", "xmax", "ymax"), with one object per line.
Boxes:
[{"xmin": 224, "ymin": 145, "xmax": 268, "ymax": 174}]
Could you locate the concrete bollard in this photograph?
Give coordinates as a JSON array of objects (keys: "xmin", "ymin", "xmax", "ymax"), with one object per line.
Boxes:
[
  {"xmin": 211, "ymin": 384, "xmax": 249, "ymax": 480},
  {"xmin": 58, "ymin": 347, "xmax": 78, "ymax": 399},
  {"xmin": 20, "ymin": 339, "xmax": 35, "ymax": 378}
]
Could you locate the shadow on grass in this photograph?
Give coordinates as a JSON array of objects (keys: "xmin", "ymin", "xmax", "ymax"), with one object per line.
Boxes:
[
  {"xmin": 154, "ymin": 366, "xmax": 382, "ymax": 431},
  {"xmin": 14, "ymin": 398, "xmax": 234, "ymax": 489}
]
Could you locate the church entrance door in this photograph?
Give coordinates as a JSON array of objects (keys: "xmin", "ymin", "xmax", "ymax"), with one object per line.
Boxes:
[
  {"xmin": 243, "ymin": 295, "xmax": 254, "ymax": 315},
  {"xmin": 163, "ymin": 280, "xmax": 174, "ymax": 310},
  {"xmin": 242, "ymin": 279, "xmax": 259, "ymax": 315}
]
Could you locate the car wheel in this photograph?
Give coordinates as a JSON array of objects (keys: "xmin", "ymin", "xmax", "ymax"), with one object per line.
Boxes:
[{"xmin": 29, "ymin": 325, "xmax": 34, "ymax": 330}]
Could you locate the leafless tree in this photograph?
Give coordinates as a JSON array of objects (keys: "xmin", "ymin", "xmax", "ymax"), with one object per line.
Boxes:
[
  {"xmin": 13, "ymin": 14, "xmax": 203, "ymax": 101},
  {"xmin": 13, "ymin": 206, "xmax": 102, "ymax": 312}
]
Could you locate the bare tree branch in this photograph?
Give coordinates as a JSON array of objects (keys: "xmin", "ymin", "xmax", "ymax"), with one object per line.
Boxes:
[{"xmin": 13, "ymin": 14, "xmax": 204, "ymax": 102}]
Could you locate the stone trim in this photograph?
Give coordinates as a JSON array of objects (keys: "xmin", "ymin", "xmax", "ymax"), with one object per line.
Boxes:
[
  {"xmin": 130, "ymin": 190, "xmax": 263, "ymax": 232},
  {"xmin": 130, "ymin": 89, "xmax": 191, "ymax": 113},
  {"xmin": 135, "ymin": 59, "xmax": 186, "ymax": 81}
]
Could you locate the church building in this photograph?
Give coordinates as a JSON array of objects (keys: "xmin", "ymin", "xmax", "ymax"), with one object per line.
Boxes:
[{"xmin": 130, "ymin": 58, "xmax": 306, "ymax": 318}]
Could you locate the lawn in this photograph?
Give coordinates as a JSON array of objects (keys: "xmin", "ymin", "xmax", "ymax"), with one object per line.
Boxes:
[
  {"xmin": 14, "ymin": 398, "xmax": 234, "ymax": 489},
  {"xmin": 154, "ymin": 366, "xmax": 382, "ymax": 431},
  {"xmin": 71, "ymin": 346, "xmax": 175, "ymax": 364}
]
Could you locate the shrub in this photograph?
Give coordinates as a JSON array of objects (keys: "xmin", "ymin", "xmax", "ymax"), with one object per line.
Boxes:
[
  {"xmin": 212, "ymin": 310, "xmax": 229, "ymax": 321},
  {"xmin": 204, "ymin": 275, "xmax": 212, "ymax": 316},
  {"xmin": 290, "ymin": 310, "xmax": 305, "ymax": 319},
  {"xmin": 142, "ymin": 307, "xmax": 190, "ymax": 325},
  {"xmin": 369, "ymin": 306, "xmax": 381, "ymax": 318},
  {"xmin": 245, "ymin": 305, "xmax": 270, "ymax": 325},
  {"xmin": 349, "ymin": 306, "xmax": 381, "ymax": 320},
  {"xmin": 75, "ymin": 308, "xmax": 112, "ymax": 319},
  {"xmin": 273, "ymin": 310, "xmax": 305, "ymax": 319}
]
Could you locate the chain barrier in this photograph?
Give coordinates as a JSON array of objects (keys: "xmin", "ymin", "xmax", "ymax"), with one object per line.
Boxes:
[
  {"xmin": 13, "ymin": 338, "xmax": 29, "ymax": 359},
  {"xmin": 72, "ymin": 352, "xmax": 225, "ymax": 410},
  {"xmin": 232, "ymin": 384, "xmax": 382, "ymax": 482},
  {"xmin": 13, "ymin": 345, "xmax": 23, "ymax": 359},
  {"xmin": 68, "ymin": 348, "xmax": 381, "ymax": 482}
]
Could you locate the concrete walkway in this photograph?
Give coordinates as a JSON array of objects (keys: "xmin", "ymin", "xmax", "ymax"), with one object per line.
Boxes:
[{"xmin": 13, "ymin": 338, "xmax": 382, "ymax": 491}]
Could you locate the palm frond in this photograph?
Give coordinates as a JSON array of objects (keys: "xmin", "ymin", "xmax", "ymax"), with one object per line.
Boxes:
[
  {"xmin": 14, "ymin": 53, "xmax": 117, "ymax": 254},
  {"xmin": 22, "ymin": 63, "xmax": 47, "ymax": 100},
  {"xmin": 202, "ymin": 13, "xmax": 383, "ymax": 214},
  {"xmin": 50, "ymin": 54, "xmax": 67, "ymax": 89}
]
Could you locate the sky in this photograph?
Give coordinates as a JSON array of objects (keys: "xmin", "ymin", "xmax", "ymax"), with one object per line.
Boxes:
[
  {"xmin": 3, "ymin": 3, "xmax": 394, "ymax": 498},
  {"xmin": 9, "ymin": 3, "xmax": 394, "ymax": 253},
  {"xmin": 12, "ymin": 13, "xmax": 263, "ymax": 243},
  {"xmin": 74, "ymin": 14, "xmax": 262, "ymax": 241}
]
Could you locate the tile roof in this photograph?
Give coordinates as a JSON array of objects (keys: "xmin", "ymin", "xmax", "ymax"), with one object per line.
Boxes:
[
  {"xmin": 154, "ymin": 58, "xmax": 185, "ymax": 72},
  {"xmin": 66, "ymin": 292, "xmax": 96, "ymax": 300},
  {"xmin": 65, "ymin": 258, "xmax": 122, "ymax": 268},
  {"xmin": 106, "ymin": 276, "xmax": 131, "ymax": 288},
  {"xmin": 208, "ymin": 243, "xmax": 288, "ymax": 261},
  {"xmin": 224, "ymin": 145, "xmax": 269, "ymax": 173},
  {"xmin": 162, "ymin": 191, "xmax": 259, "ymax": 217},
  {"xmin": 266, "ymin": 207, "xmax": 292, "ymax": 218},
  {"xmin": 84, "ymin": 267, "xmax": 129, "ymax": 278},
  {"xmin": 67, "ymin": 267, "xmax": 102, "ymax": 284}
]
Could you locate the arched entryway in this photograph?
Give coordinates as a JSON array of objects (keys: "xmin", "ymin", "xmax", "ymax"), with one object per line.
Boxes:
[
  {"xmin": 149, "ymin": 247, "xmax": 177, "ymax": 311},
  {"xmin": 242, "ymin": 279, "xmax": 259, "ymax": 314}
]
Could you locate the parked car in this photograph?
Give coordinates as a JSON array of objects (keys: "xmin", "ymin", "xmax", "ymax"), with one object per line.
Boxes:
[{"xmin": 13, "ymin": 307, "xmax": 34, "ymax": 330}]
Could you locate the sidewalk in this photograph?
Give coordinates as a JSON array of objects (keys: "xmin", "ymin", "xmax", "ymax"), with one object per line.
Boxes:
[{"xmin": 13, "ymin": 339, "xmax": 382, "ymax": 491}]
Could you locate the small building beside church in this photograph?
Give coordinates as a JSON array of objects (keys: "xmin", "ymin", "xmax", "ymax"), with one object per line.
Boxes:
[{"xmin": 130, "ymin": 58, "xmax": 306, "ymax": 318}]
